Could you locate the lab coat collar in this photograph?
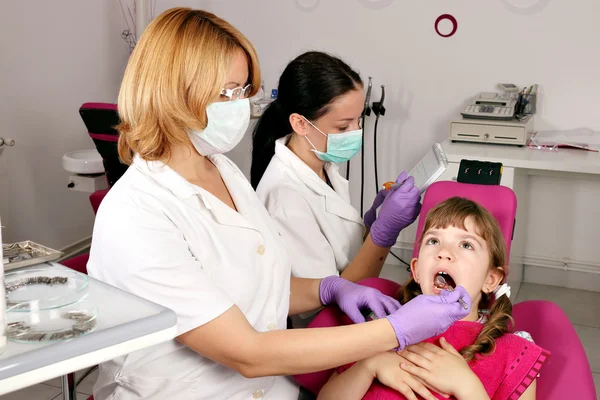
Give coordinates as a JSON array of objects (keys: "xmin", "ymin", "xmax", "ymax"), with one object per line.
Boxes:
[
  {"xmin": 274, "ymin": 137, "xmax": 364, "ymax": 226},
  {"xmin": 133, "ymin": 154, "xmax": 258, "ymax": 231}
]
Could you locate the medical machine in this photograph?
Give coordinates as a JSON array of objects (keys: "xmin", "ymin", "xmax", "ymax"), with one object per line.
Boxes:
[
  {"xmin": 461, "ymin": 92, "xmax": 516, "ymax": 121},
  {"xmin": 449, "ymin": 115, "xmax": 534, "ymax": 146},
  {"xmin": 383, "ymin": 143, "xmax": 448, "ymax": 195}
]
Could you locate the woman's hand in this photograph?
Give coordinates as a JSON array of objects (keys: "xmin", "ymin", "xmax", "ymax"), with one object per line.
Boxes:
[
  {"xmin": 385, "ymin": 287, "xmax": 471, "ymax": 350},
  {"xmin": 369, "ymin": 172, "xmax": 422, "ymax": 248},
  {"xmin": 399, "ymin": 338, "xmax": 488, "ymax": 399},
  {"xmin": 320, "ymin": 276, "xmax": 401, "ymax": 323},
  {"xmin": 365, "ymin": 351, "xmax": 442, "ymax": 400}
]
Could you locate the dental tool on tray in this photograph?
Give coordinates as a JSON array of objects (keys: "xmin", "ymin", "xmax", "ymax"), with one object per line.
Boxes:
[{"xmin": 434, "ymin": 275, "xmax": 469, "ymax": 310}]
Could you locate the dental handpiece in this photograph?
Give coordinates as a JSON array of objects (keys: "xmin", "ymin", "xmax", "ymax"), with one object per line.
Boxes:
[{"xmin": 435, "ymin": 275, "xmax": 469, "ymax": 310}]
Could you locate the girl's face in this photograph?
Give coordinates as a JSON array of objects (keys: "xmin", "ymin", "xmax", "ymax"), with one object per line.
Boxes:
[{"xmin": 411, "ymin": 217, "xmax": 504, "ymax": 320}]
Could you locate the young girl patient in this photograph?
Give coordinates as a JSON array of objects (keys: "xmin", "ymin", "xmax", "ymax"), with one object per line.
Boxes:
[{"xmin": 318, "ymin": 197, "xmax": 549, "ymax": 400}]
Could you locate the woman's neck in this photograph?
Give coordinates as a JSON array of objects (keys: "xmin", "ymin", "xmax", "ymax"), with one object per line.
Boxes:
[
  {"xmin": 167, "ymin": 143, "xmax": 215, "ymax": 183},
  {"xmin": 287, "ymin": 133, "xmax": 327, "ymax": 181}
]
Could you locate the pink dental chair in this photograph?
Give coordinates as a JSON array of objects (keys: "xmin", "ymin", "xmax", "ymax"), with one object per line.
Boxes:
[
  {"xmin": 294, "ymin": 181, "xmax": 597, "ymax": 399},
  {"xmin": 61, "ymin": 103, "xmax": 121, "ymax": 275}
]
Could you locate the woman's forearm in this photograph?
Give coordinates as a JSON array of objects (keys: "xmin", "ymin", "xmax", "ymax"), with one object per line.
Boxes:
[
  {"xmin": 340, "ymin": 234, "xmax": 390, "ymax": 282},
  {"xmin": 289, "ymin": 277, "xmax": 322, "ymax": 315},
  {"xmin": 246, "ymin": 318, "xmax": 398, "ymax": 377},
  {"xmin": 318, "ymin": 363, "xmax": 374, "ymax": 400}
]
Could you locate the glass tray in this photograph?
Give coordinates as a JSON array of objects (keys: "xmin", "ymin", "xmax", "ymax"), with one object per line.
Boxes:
[
  {"xmin": 4, "ymin": 267, "xmax": 89, "ymax": 311},
  {"xmin": 6, "ymin": 300, "xmax": 98, "ymax": 343}
]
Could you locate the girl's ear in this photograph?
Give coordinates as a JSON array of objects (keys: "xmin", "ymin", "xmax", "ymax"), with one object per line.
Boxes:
[
  {"xmin": 483, "ymin": 266, "xmax": 505, "ymax": 294},
  {"xmin": 410, "ymin": 258, "xmax": 419, "ymax": 283}
]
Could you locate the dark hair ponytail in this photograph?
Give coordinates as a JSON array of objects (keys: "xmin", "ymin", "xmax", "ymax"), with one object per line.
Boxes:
[{"xmin": 250, "ymin": 51, "xmax": 363, "ymax": 189}]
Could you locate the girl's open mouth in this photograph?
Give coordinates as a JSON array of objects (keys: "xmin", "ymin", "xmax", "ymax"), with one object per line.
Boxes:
[{"xmin": 433, "ymin": 271, "xmax": 456, "ymax": 292}]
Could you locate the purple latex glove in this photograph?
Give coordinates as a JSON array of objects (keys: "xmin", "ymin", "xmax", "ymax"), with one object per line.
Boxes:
[
  {"xmin": 320, "ymin": 276, "xmax": 401, "ymax": 323},
  {"xmin": 385, "ymin": 286, "xmax": 472, "ymax": 350},
  {"xmin": 370, "ymin": 171, "xmax": 422, "ymax": 247},
  {"xmin": 363, "ymin": 189, "xmax": 389, "ymax": 230}
]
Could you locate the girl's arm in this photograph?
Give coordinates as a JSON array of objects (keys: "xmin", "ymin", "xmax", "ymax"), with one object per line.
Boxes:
[{"xmin": 317, "ymin": 365, "xmax": 373, "ymax": 400}]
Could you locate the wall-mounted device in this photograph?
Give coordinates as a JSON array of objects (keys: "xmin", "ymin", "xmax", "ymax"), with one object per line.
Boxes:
[
  {"xmin": 449, "ymin": 115, "xmax": 534, "ymax": 146},
  {"xmin": 461, "ymin": 92, "xmax": 516, "ymax": 121}
]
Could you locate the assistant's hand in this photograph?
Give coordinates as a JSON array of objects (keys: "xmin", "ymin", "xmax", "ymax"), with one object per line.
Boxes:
[
  {"xmin": 385, "ymin": 286, "xmax": 471, "ymax": 350},
  {"xmin": 363, "ymin": 189, "xmax": 389, "ymax": 230},
  {"xmin": 370, "ymin": 171, "xmax": 422, "ymax": 247},
  {"xmin": 320, "ymin": 276, "xmax": 401, "ymax": 323}
]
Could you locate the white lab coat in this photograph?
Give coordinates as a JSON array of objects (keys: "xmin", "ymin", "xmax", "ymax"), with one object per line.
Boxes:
[
  {"xmin": 87, "ymin": 154, "xmax": 299, "ymax": 400},
  {"xmin": 256, "ymin": 135, "xmax": 365, "ymax": 280}
]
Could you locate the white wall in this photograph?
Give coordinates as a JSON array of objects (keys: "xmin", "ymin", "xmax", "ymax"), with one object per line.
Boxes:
[
  {"xmin": 210, "ymin": 0, "xmax": 600, "ymax": 289},
  {"xmin": 0, "ymin": 1, "xmax": 130, "ymax": 249}
]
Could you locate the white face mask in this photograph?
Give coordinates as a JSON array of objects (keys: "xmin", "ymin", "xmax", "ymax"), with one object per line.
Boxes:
[{"xmin": 188, "ymin": 98, "xmax": 250, "ymax": 156}]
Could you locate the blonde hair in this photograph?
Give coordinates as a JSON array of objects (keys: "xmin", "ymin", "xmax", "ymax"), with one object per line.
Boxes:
[
  {"xmin": 398, "ymin": 197, "xmax": 512, "ymax": 362},
  {"xmin": 116, "ymin": 7, "xmax": 260, "ymax": 164}
]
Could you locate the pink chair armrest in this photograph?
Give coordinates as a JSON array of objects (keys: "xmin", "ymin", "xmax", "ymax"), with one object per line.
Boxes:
[{"xmin": 513, "ymin": 300, "xmax": 597, "ymax": 400}]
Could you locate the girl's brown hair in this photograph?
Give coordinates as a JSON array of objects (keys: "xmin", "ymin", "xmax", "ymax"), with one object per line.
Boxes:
[
  {"xmin": 399, "ymin": 197, "xmax": 512, "ymax": 361},
  {"xmin": 116, "ymin": 7, "xmax": 261, "ymax": 164}
]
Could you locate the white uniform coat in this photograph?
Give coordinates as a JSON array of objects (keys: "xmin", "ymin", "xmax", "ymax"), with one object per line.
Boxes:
[
  {"xmin": 87, "ymin": 154, "xmax": 299, "ymax": 400},
  {"xmin": 256, "ymin": 136, "xmax": 365, "ymax": 280}
]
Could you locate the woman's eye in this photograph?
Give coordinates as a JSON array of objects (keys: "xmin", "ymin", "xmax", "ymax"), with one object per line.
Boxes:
[
  {"xmin": 460, "ymin": 242, "xmax": 474, "ymax": 250},
  {"xmin": 338, "ymin": 126, "xmax": 349, "ymax": 132},
  {"xmin": 426, "ymin": 238, "xmax": 439, "ymax": 245}
]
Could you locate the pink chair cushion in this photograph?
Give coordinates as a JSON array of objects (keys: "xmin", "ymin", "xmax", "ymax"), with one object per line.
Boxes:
[
  {"xmin": 60, "ymin": 253, "xmax": 90, "ymax": 275},
  {"xmin": 293, "ymin": 278, "xmax": 401, "ymax": 395},
  {"xmin": 90, "ymin": 189, "xmax": 109, "ymax": 215},
  {"xmin": 412, "ymin": 181, "xmax": 517, "ymax": 273},
  {"xmin": 513, "ymin": 300, "xmax": 597, "ymax": 400},
  {"xmin": 80, "ymin": 102, "xmax": 117, "ymax": 111}
]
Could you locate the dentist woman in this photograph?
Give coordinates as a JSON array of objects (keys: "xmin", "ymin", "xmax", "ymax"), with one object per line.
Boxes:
[{"xmin": 87, "ymin": 8, "xmax": 471, "ymax": 400}]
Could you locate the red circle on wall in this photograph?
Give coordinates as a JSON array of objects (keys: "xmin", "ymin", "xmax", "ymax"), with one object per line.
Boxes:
[{"xmin": 435, "ymin": 14, "xmax": 458, "ymax": 38}]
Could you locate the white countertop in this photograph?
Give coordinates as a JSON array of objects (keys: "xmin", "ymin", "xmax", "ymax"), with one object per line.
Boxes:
[
  {"xmin": 0, "ymin": 263, "xmax": 178, "ymax": 395},
  {"xmin": 442, "ymin": 139, "xmax": 600, "ymax": 175}
]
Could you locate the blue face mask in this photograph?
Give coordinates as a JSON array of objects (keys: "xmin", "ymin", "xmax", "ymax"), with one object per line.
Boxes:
[{"xmin": 303, "ymin": 117, "xmax": 363, "ymax": 164}]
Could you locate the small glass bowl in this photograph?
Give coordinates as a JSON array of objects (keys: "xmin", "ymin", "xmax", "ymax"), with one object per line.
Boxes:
[
  {"xmin": 6, "ymin": 300, "xmax": 98, "ymax": 343},
  {"xmin": 5, "ymin": 267, "xmax": 89, "ymax": 311}
]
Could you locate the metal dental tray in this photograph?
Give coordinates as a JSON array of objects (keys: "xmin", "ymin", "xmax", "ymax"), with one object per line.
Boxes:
[{"xmin": 2, "ymin": 241, "xmax": 63, "ymax": 271}]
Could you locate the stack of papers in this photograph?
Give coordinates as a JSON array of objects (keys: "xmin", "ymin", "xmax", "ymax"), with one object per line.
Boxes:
[{"xmin": 528, "ymin": 128, "xmax": 600, "ymax": 152}]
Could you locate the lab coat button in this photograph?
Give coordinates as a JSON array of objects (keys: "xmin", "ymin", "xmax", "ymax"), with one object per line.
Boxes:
[
  {"xmin": 267, "ymin": 323, "xmax": 277, "ymax": 331},
  {"xmin": 257, "ymin": 245, "xmax": 265, "ymax": 255},
  {"xmin": 253, "ymin": 389, "xmax": 265, "ymax": 399}
]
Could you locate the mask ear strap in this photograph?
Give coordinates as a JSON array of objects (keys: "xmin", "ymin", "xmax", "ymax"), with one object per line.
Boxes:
[
  {"xmin": 304, "ymin": 136, "xmax": 320, "ymax": 153},
  {"xmin": 302, "ymin": 116, "xmax": 327, "ymax": 138}
]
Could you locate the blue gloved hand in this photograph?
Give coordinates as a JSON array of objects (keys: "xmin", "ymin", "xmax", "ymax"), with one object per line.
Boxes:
[
  {"xmin": 370, "ymin": 171, "xmax": 422, "ymax": 247},
  {"xmin": 363, "ymin": 189, "xmax": 389, "ymax": 230},
  {"xmin": 385, "ymin": 286, "xmax": 472, "ymax": 350},
  {"xmin": 320, "ymin": 276, "xmax": 401, "ymax": 323}
]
